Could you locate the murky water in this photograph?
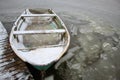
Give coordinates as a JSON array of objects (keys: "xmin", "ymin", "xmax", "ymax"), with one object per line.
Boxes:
[{"xmin": 23, "ymin": 21, "xmax": 61, "ymax": 48}]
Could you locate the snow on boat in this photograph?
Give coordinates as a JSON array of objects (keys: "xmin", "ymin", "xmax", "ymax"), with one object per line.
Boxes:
[{"xmin": 9, "ymin": 8, "xmax": 70, "ymax": 70}]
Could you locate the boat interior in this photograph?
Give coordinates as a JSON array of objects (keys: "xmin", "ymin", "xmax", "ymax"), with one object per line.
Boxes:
[
  {"xmin": 10, "ymin": 9, "xmax": 68, "ymax": 65},
  {"xmin": 13, "ymin": 9, "xmax": 67, "ymax": 51}
]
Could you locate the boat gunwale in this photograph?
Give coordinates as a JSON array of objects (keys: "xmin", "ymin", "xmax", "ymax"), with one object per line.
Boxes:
[{"xmin": 9, "ymin": 8, "xmax": 70, "ymax": 66}]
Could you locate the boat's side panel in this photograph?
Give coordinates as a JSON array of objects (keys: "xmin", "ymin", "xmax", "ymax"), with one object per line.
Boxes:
[
  {"xmin": 9, "ymin": 11, "xmax": 27, "ymax": 61},
  {"xmin": 51, "ymin": 10, "xmax": 70, "ymax": 60},
  {"xmin": 10, "ymin": 9, "xmax": 70, "ymax": 70}
]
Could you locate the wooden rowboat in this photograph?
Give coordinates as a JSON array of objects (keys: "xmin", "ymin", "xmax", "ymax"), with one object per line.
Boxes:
[{"xmin": 9, "ymin": 8, "xmax": 70, "ymax": 70}]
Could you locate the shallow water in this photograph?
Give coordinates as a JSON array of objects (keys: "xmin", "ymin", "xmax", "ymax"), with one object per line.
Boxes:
[{"xmin": 23, "ymin": 21, "xmax": 61, "ymax": 48}]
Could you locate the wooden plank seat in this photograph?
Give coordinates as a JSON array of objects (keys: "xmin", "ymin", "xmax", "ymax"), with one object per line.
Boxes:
[
  {"xmin": 21, "ymin": 14, "xmax": 56, "ymax": 17},
  {"xmin": 17, "ymin": 44, "xmax": 65, "ymax": 51},
  {"xmin": 13, "ymin": 29, "xmax": 66, "ymax": 35}
]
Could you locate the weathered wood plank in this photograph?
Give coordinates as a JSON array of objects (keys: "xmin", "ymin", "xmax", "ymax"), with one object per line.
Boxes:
[
  {"xmin": 18, "ymin": 44, "xmax": 65, "ymax": 50},
  {"xmin": 0, "ymin": 22, "xmax": 34, "ymax": 80},
  {"xmin": 13, "ymin": 29, "xmax": 66, "ymax": 35},
  {"xmin": 21, "ymin": 14, "xmax": 56, "ymax": 17}
]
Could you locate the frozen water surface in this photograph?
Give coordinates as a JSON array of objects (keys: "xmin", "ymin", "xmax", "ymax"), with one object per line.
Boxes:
[{"xmin": 55, "ymin": 12, "xmax": 120, "ymax": 80}]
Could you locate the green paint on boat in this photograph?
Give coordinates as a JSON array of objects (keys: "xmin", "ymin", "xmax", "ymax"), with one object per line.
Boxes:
[
  {"xmin": 50, "ymin": 22, "xmax": 57, "ymax": 29},
  {"xmin": 33, "ymin": 63, "xmax": 53, "ymax": 70}
]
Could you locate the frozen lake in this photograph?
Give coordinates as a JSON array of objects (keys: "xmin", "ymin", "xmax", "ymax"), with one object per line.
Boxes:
[
  {"xmin": 0, "ymin": 0, "xmax": 120, "ymax": 80},
  {"xmin": 0, "ymin": 0, "xmax": 120, "ymax": 27}
]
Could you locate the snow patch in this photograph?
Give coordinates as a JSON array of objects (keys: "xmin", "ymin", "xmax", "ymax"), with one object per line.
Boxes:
[{"xmin": 20, "ymin": 47, "xmax": 63, "ymax": 65}]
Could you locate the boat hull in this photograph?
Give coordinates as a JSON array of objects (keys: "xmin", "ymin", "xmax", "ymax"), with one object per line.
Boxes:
[
  {"xmin": 9, "ymin": 8, "xmax": 70, "ymax": 71},
  {"xmin": 32, "ymin": 63, "xmax": 53, "ymax": 70}
]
